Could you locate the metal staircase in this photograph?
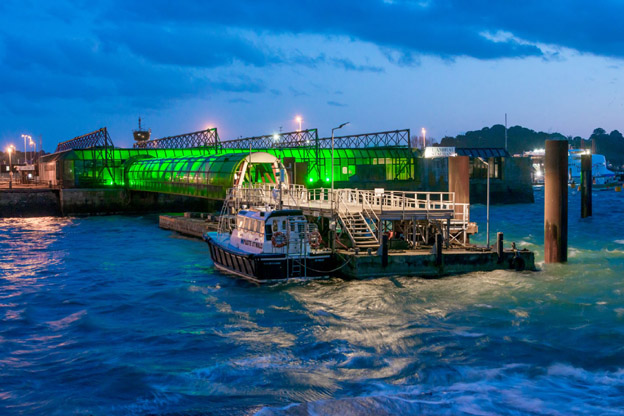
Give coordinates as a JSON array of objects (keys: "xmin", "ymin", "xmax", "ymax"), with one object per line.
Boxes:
[{"xmin": 337, "ymin": 192, "xmax": 380, "ymax": 249}]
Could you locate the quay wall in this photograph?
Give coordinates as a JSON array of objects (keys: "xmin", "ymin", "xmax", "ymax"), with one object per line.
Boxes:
[
  {"xmin": 0, "ymin": 188, "xmax": 221, "ymax": 218},
  {"xmin": 60, "ymin": 189, "xmax": 221, "ymax": 216},
  {"xmin": 0, "ymin": 189, "xmax": 62, "ymax": 217}
]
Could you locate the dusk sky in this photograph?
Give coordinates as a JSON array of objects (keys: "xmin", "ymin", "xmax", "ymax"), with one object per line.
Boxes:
[{"xmin": 2, "ymin": 0, "xmax": 624, "ymax": 151}]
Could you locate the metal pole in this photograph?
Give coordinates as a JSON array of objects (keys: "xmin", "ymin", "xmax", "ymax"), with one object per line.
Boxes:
[
  {"xmin": 581, "ymin": 154, "xmax": 592, "ymax": 218},
  {"xmin": 331, "ymin": 122, "xmax": 349, "ymax": 217},
  {"xmin": 504, "ymin": 113, "xmax": 508, "ymax": 151},
  {"xmin": 486, "ymin": 161, "xmax": 490, "ymax": 248},
  {"xmin": 331, "ymin": 128, "xmax": 335, "ymax": 216},
  {"xmin": 477, "ymin": 157, "xmax": 490, "ymax": 248},
  {"xmin": 8, "ymin": 148, "xmax": 12, "ymax": 189}
]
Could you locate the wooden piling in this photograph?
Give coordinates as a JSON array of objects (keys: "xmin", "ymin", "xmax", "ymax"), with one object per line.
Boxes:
[
  {"xmin": 381, "ymin": 234, "xmax": 389, "ymax": 267},
  {"xmin": 496, "ymin": 232, "xmax": 504, "ymax": 263},
  {"xmin": 434, "ymin": 233, "xmax": 443, "ymax": 266},
  {"xmin": 581, "ymin": 154, "xmax": 592, "ymax": 218},
  {"xmin": 448, "ymin": 156, "xmax": 470, "ymax": 213},
  {"xmin": 544, "ymin": 140, "xmax": 568, "ymax": 263}
]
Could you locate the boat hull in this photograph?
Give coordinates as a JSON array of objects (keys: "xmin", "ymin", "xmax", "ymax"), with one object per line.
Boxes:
[{"xmin": 205, "ymin": 235, "xmax": 333, "ymax": 282}]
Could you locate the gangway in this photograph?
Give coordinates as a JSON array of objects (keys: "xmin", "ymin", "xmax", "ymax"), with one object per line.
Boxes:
[{"xmin": 221, "ymin": 184, "xmax": 476, "ymax": 249}]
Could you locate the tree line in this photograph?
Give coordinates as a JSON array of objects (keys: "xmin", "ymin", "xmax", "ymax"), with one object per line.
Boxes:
[{"xmin": 439, "ymin": 125, "xmax": 624, "ymax": 169}]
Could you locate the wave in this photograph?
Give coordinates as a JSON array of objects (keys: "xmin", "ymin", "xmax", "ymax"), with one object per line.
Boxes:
[{"xmin": 256, "ymin": 363, "xmax": 624, "ymax": 416}]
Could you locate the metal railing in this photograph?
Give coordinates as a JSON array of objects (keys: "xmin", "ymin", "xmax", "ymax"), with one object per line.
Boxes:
[{"xmin": 226, "ymin": 184, "xmax": 464, "ymax": 217}]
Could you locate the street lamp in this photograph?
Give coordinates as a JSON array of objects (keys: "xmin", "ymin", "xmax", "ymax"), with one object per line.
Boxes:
[
  {"xmin": 295, "ymin": 116, "xmax": 302, "ymax": 132},
  {"xmin": 21, "ymin": 134, "xmax": 31, "ymax": 164},
  {"xmin": 30, "ymin": 138, "xmax": 36, "ymax": 164},
  {"xmin": 331, "ymin": 122, "xmax": 349, "ymax": 204},
  {"xmin": 421, "ymin": 128, "xmax": 426, "ymax": 150},
  {"xmin": 6, "ymin": 145, "xmax": 15, "ymax": 189},
  {"xmin": 330, "ymin": 122, "xmax": 349, "ymax": 253},
  {"xmin": 477, "ymin": 157, "xmax": 490, "ymax": 248}
]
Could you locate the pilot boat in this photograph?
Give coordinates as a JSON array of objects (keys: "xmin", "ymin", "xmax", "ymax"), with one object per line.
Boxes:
[{"xmin": 203, "ymin": 207, "xmax": 333, "ymax": 283}]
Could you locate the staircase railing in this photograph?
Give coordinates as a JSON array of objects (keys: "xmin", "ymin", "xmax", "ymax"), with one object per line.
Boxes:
[{"xmin": 336, "ymin": 190, "xmax": 379, "ymax": 248}]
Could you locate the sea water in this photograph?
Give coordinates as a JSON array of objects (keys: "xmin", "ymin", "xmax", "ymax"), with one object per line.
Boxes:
[{"xmin": 1, "ymin": 189, "xmax": 624, "ymax": 415}]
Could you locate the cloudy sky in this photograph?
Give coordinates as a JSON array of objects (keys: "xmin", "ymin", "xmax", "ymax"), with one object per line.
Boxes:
[{"xmin": 1, "ymin": 0, "xmax": 624, "ymax": 151}]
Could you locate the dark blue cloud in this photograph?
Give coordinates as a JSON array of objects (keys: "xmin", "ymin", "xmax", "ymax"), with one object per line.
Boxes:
[
  {"xmin": 108, "ymin": 0, "xmax": 543, "ymax": 60},
  {"xmin": 106, "ymin": 0, "xmax": 624, "ymax": 60}
]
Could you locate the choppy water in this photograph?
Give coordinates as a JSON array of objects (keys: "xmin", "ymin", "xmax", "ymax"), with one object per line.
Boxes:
[{"xmin": 1, "ymin": 189, "xmax": 624, "ymax": 415}]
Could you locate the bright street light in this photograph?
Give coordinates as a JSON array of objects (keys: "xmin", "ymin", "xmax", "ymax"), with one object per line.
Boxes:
[
  {"xmin": 295, "ymin": 116, "xmax": 302, "ymax": 132},
  {"xmin": 29, "ymin": 139, "xmax": 36, "ymax": 165},
  {"xmin": 6, "ymin": 145, "xmax": 15, "ymax": 189},
  {"xmin": 421, "ymin": 128, "xmax": 426, "ymax": 150}
]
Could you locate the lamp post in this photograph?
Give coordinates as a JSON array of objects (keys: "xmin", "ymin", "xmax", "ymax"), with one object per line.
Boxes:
[
  {"xmin": 21, "ymin": 134, "xmax": 32, "ymax": 164},
  {"xmin": 7, "ymin": 145, "xmax": 14, "ymax": 189},
  {"xmin": 477, "ymin": 157, "xmax": 490, "ymax": 248},
  {"xmin": 30, "ymin": 138, "xmax": 36, "ymax": 165},
  {"xmin": 330, "ymin": 122, "xmax": 349, "ymax": 252}
]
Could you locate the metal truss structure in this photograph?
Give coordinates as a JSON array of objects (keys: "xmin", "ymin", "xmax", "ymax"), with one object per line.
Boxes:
[
  {"xmin": 318, "ymin": 129, "xmax": 411, "ymax": 149},
  {"xmin": 55, "ymin": 127, "xmax": 115, "ymax": 186},
  {"xmin": 220, "ymin": 129, "xmax": 321, "ymax": 179},
  {"xmin": 55, "ymin": 127, "xmax": 114, "ymax": 152},
  {"xmin": 134, "ymin": 128, "xmax": 220, "ymax": 150},
  {"xmin": 220, "ymin": 129, "xmax": 318, "ymax": 149}
]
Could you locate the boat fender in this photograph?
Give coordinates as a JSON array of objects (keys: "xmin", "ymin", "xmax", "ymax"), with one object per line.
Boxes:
[
  {"xmin": 272, "ymin": 231, "xmax": 288, "ymax": 248},
  {"xmin": 309, "ymin": 231, "xmax": 322, "ymax": 249}
]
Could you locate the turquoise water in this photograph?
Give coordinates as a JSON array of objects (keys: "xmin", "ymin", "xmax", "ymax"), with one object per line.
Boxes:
[{"xmin": 1, "ymin": 189, "xmax": 624, "ymax": 415}]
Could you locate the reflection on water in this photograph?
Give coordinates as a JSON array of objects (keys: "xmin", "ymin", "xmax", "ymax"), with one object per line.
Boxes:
[{"xmin": 1, "ymin": 191, "xmax": 624, "ymax": 415}]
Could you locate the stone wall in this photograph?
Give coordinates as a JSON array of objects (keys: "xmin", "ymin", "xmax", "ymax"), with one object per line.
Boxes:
[
  {"xmin": 59, "ymin": 189, "xmax": 221, "ymax": 216},
  {"xmin": 0, "ymin": 189, "xmax": 61, "ymax": 217}
]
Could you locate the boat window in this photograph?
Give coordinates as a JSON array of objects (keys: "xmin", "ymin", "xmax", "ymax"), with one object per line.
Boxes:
[
  {"xmin": 281, "ymin": 220, "xmax": 286, "ymax": 231},
  {"xmin": 244, "ymin": 217, "xmax": 251, "ymax": 231},
  {"xmin": 265, "ymin": 224, "xmax": 272, "ymax": 239},
  {"xmin": 272, "ymin": 220, "xmax": 277, "ymax": 232},
  {"xmin": 256, "ymin": 220, "xmax": 263, "ymax": 233},
  {"xmin": 238, "ymin": 217, "xmax": 244, "ymax": 229}
]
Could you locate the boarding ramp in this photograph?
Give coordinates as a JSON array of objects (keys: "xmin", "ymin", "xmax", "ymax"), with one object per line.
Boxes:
[{"xmin": 222, "ymin": 184, "xmax": 475, "ymax": 249}]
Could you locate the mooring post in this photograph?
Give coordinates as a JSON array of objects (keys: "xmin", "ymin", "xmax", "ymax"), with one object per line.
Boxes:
[
  {"xmin": 434, "ymin": 233, "xmax": 443, "ymax": 266},
  {"xmin": 381, "ymin": 234, "xmax": 389, "ymax": 267},
  {"xmin": 544, "ymin": 140, "xmax": 568, "ymax": 263},
  {"xmin": 448, "ymin": 156, "xmax": 470, "ymax": 243},
  {"xmin": 496, "ymin": 232, "xmax": 504, "ymax": 263},
  {"xmin": 581, "ymin": 154, "xmax": 592, "ymax": 218}
]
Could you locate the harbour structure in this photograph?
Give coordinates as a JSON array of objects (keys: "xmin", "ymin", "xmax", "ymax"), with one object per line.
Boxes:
[
  {"xmin": 38, "ymin": 126, "xmax": 533, "ymax": 205},
  {"xmin": 30, "ymin": 124, "xmax": 539, "ymax": 278}
]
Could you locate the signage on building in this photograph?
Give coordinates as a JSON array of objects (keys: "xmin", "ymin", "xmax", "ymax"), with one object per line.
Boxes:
[{"xmin": 424, "ymin": 147, "xmax": 456, "ymax": 158}]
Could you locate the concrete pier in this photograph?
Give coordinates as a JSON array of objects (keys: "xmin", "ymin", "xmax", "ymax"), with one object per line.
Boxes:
[
  {"xmin": 336, "ymin": 247, "xmax": 535, "ymax": 279},
  {"xmin": 544, "ymin": 140, "xmax": 568, "ymax": 263},
  {"xmin": 159, "ymin": 213, "xmax": 220, "ymax": 238}
]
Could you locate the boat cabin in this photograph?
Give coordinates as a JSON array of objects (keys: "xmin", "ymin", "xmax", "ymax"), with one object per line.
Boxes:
[{"xmin": 230, "ymin": 209, "xmax": 319, "ymax": 255}]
